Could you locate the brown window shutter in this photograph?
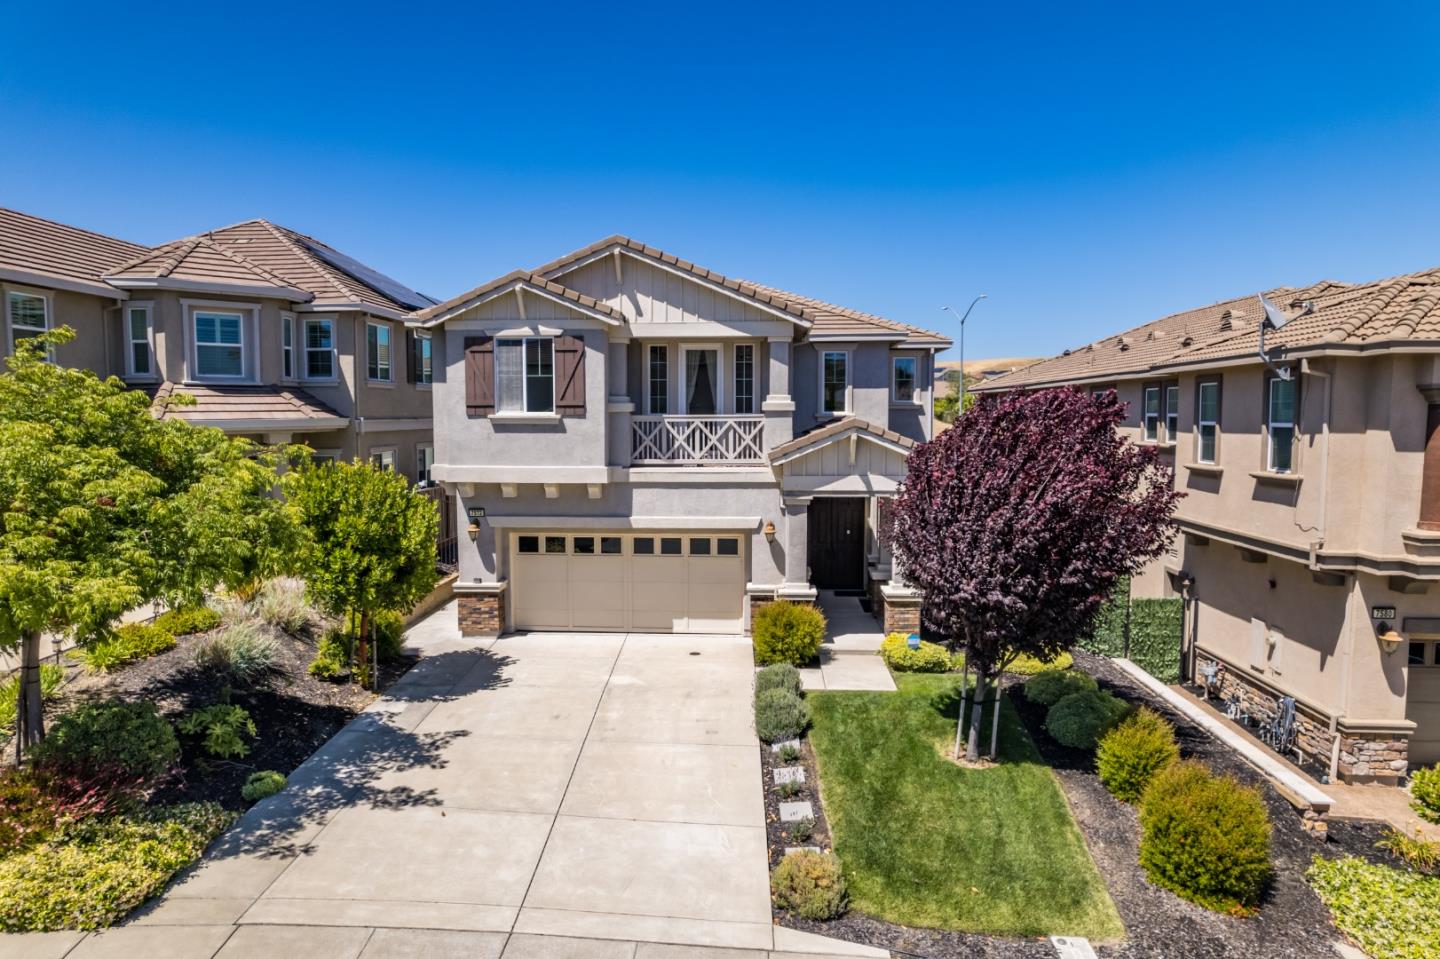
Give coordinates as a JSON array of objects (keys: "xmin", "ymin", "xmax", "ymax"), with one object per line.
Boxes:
[
  {"xmin": 555, "ymin": 334, "xmax": 586, "ymax": 417},
  {"xmin": 464, "ymin": 335, "xmax": 494, "ymax": 416}
]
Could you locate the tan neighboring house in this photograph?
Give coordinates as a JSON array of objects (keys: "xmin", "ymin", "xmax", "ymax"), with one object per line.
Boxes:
[
  {"xmin": 0, "ymin": 208, "xmax": 440, "ymax": 484},
  {"xmin": 978, "ymin": 267, "xmax": 1440, "ymax": 784}
]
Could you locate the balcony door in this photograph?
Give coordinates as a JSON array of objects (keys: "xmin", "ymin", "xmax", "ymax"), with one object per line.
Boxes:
[{"xmin": 681, "ymin": 345, "xmax": 722, "ymax": 415}]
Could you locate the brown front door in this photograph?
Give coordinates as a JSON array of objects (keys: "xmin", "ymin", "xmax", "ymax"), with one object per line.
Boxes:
[{"xmin": 808, "ymin": 498, "xmax": 865, "ymax": 590}]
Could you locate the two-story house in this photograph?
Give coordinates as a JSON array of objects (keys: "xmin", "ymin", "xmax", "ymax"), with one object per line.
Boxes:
[
  {"xmin": 0, "ymin": 207, "xmax": 440, "ymax": 484},
  {"xmin": 978, "ymin": 267, "xmax": 1440, "ymax": 783},
  {"xmin": 413, "ymin": 236, "xmax": 950, "ymax": 639}
]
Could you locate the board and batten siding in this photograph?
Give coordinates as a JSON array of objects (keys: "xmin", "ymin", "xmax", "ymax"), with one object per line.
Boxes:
[{"xmin": 560, "ymin": 258, "xmax": 776, "ymax": 325}]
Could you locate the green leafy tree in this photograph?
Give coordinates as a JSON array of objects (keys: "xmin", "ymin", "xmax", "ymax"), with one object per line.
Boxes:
[
  {"xmin": 283, "ymin": 460, "xmax": 438, "ymax": 686},
  {"xmin": 0, "ymin": 329, "xmax": 297, "ymax": 751}
]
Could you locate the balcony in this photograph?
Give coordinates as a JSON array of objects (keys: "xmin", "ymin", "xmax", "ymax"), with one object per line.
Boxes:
[{"xmin": 631, "ymin": 415, "xmax": 765, "ymax": 465}]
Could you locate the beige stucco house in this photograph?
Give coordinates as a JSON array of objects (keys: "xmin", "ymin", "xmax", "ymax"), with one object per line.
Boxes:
[
  {"xmin": 0, "ymin": 208, "xmax": 439, "ymax": 484},
  {"xmin": 979, "ymin": 267, "xmax": 1440, "ymax": 783},
  {"xmin": 412, "ymin": 236, "xmax": 950, "ymax": 639}
]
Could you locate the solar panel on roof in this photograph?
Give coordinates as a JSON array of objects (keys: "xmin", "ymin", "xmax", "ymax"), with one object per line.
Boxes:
[{"xmin": 296, "ymin": 237, "xmax": 437, "ymax": 310}]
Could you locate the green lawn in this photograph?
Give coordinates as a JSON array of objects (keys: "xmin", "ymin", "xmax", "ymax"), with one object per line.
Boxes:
[{"xmin": 807, "ymin": 674, "xmax": 1124, "ymax": 939}]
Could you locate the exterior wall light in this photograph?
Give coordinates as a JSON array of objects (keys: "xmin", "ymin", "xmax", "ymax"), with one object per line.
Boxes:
[
  {"xmin": 763, "ymin": 520, "xmax": 776, "ymax": 543},
  {"xmin": 467, "ymin": 506, "xmax": 485, "ymax": 541},
  {"xmin": 1376, "ymin": 625, "xmax": 1404, "ymax": 655}
]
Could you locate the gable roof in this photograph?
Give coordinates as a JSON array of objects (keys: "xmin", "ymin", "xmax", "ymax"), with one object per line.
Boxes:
[
  {"xmin": 741, "ymin": 280, "xmax": 951, "ymax": 348},
  {"xmin": 105, "ymin": 235, "xmax": 313, "ymax": 300},
  {"xmin": 768, "ymin": 416, "xmax": 917, "ymax": 465},
  {"xmin": 412, "ymin": 269, "xmax": 625, "ymax": 326},
  {"xmin": 0, "ymin": 207, "xmax": 148, "ymax": 297}
]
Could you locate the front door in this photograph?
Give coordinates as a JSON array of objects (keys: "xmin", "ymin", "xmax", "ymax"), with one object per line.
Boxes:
[{"xmin": 808, "ymin": 497, "xmax": 865, "ymax": 590}]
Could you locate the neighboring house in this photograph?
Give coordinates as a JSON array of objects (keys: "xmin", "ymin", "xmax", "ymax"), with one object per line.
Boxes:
[
  {"xmin": 412, "ymin": 236, "xmax": 950, "ymax": 639},
  {"xmin": 0, "ymin": 208, "xmax": 440, "ymax": 484},
  {"xmin": 978, "ymin": 267, "xmax": 1440, "ymax": 783}
]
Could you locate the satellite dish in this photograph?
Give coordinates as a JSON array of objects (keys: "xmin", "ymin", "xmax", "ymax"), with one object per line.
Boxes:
[{"xmin": 1258, "ymin": 294, "xmax": 1292, "ymax": 330}]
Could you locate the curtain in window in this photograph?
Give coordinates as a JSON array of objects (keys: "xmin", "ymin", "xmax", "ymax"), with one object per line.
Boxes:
[{"xmin": 686, "ymin": 349, "xmax": 717, "ymax": 414}]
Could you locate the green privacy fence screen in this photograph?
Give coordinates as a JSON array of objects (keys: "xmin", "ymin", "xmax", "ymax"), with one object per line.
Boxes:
[{"xmin": 1078, "ymin": 576, "xmax": 1183, "ymax": 684}]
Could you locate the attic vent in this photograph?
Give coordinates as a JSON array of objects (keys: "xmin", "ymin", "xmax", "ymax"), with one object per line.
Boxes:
[
  {"xmin": 1220, "ymin": 308, "xmax": 1247, "ymax": 332},
  {"xmin": 1182, "ymin": 335, "xmax": 1194, "ymax": 347},
  {"xmin": 1117, "ymin": 336, "xmax": 1132, "ymax": 351},
  {"xmin": 1062, "ymin": 349, "xmax": 1072, "ymax": 356}
]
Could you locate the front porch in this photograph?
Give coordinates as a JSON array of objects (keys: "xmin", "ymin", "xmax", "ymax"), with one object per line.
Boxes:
[{"xmin": 797, "ymin": 590, "xmax": 896, "ymax": 692}]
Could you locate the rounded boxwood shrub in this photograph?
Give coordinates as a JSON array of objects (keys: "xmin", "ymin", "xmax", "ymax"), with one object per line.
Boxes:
[
  {"xmin": 1023, "ymin": 667, "xmax": 1098, "ymax": 707},
  {"xmin": 153, "ymin": 606, "xmax": 222, "ymax": 637},
  {"xmin": 1008, "ymin": 651, "xmax": 1074, "ymax": 676},
  {"xmin": 1139, "ymin": 761, "xmax": 1272, "ymax": 914},
  {"xmin": 1096, "ymin": 706, "xmax": 1180, "ymax": 803},
  {"xmin": 241, "ymin": 770, "xmax": 288, "ymax": 803},
  {"xmin": 755, "ymin": 688, "xmax": 809, "ymax": 743},
  {"xmin": 752, "ymin": 601, "xmax": 826, "ymax": 666},
  {"xmin": 1046, "ymin": 689, "xmax": 1131, "ymax": 750},
  {"xmin": 755, "ymin": 663, "xmax": 803, "ymax": 698},
  {"xmin": 879, "ymin": 632, "xmax": 953, "ymax": 672},
  {"xmin": 32, "ymin": 700, "xmax": 179, "ymax": 783},
  {"xmin": 770, "ymin": 850, "xmax": 847, "ymax": 919},
  {"xmin": 1410, "ymin": 764, "xmax": 1440, "ymax": 824}
]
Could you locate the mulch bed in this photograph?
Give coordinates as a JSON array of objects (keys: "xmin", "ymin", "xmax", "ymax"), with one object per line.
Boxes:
[
  {"xmin": 4, "ymin": 624, "xmax": 413, "ymax": 810},
  {"xmin": 760, "ymin": 735, "xmax": 834, "ymax": 865},
  {"xmin": 773, "ymin": 653, "xmax": 1394, "ymax": 958}
]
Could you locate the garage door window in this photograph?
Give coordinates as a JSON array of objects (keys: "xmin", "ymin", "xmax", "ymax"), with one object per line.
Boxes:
[
  {"xmin": 661, "ymin": 537, "xmax": 683, "ymax": 555},
  {"xmin": 634, "ymin": 538, "xmax": 655, "ymax": 555},
  {"xmin": 690, "ymin": 538, "xmax": 711, "ymax": 556},
  {"xmin": 574, "ymin": 536, "xmax": 596, "ymax": 555},
  {"xmin": 601, "ymin": 537, "xmax": 622, "ymax": 554},
  {"xmin": 1412, "ymin": 642, "xmax": 1438, "ymax": 666},
  {"xmin": 544, "ymin": 535, "xmax": 567, "ymax": 554},
  {"xmin": 717, "ymin": 538, "xmax": 739, "ymax": 556},
  {"xmin": 518, "ymin": 536, "xmax": 539, "ymax": 553}
]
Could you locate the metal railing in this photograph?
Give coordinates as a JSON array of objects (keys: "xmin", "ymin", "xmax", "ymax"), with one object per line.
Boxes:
[
  {"xmin": 631, "ymin": 415, "xmax": 765, "ymax": 465},
  {"xmin": 420, "ymin": 484, "xmax": 458, "ymax": 572}
]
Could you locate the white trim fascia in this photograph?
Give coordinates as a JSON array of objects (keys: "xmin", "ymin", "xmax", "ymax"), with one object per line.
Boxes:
[
  {"xmin": 780, "ymin": 474, "xmax": 903, "ymax": 494},
  {"xmin": 0, "ymin": 268, "xmax": 127, "ymax": 299},
  {"xmin": 108, "ymin": 276, "xmax": 312, "ymax": 302},
  {"xmin": 614, "ymin": 466, "xmax": 777, "ymax": 485},
  {"xmin": 419, "ymin": 279, "xmax": 619, "ymax": 328},
  {"xmin": 770, "ymin": 429, "xmax": 912, "ymax": 466},
  {"xmin": 355, "ymin": 417, "xmax": 434, "ymax": 434},
  {"xmin": 295, "ymin": 301, "xmax": 410, "ymax": 322},
  {"xmin": 432, "ymin": 465, "xmax": 611, "ymax": 484},
  {"xmin": 176, "ymin": 415, "xmax": 350, "ymax": 433},
  {"xmin": 486, "ymin": 515, "xmax": 762, "ymax": 531}
]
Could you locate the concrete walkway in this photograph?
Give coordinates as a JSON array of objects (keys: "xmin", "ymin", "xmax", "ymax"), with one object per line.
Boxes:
[
  {"xmin": 799, "ymin": 591, "xmax": 895, "ymax": 692},
  {"xmin": 5, "ymin": 602, "xmax": 884, "ymax": 959}
]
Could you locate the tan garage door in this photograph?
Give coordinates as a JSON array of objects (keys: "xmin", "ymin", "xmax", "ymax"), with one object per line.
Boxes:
[
  {"xmin": 510, "ymin": 532, "xmax": 744, "ymax": 633},
  {"xmin": 1406, "ymin": 640, "xmax": 1440, "ymax": 767}
]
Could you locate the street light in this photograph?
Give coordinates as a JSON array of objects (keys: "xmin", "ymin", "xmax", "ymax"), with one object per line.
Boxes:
[{"xmin": 942, "ymin": 295, "xmax": 988, "ymax": 410}]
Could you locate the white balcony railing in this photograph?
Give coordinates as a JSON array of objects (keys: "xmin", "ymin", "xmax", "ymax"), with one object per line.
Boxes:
[{"xmin": 631, "ymin": 415, "xmax": 765, "ymax": 465}]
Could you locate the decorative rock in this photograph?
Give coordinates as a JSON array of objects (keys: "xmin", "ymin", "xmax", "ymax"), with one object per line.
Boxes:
[
  {"xmin": 784, "ymin": 846, "xmax": 822, "ymax": 856},
  {"xmin": 770, "ymin": 739, "xmax": 802, "ymax": 754},
  {"xmin": 774, "ymin": 766, "xmax": 805, "ymax": 785},
  {"xmin": 779, "ymin": 801, "xmax": 814, "ymax": 822}
]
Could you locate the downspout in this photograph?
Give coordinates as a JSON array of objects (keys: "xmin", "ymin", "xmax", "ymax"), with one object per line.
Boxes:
[
  {"xmin": 926, "ymin": 348, "xmax": 937, "ymax": 437},
  {"xmin": 1301, "ymin": 358, "xmax": 1333, "ymax": 565},
  {"xmin": 109, "ymin": 298, "xmax": 122, "ymax": 374}
]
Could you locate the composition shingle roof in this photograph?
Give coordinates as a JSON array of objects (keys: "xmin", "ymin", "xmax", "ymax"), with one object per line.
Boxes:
[
  {"xmin": 0, "ymin": 207, "xmax": 147, "ymax": 295},
  {"xmin": 974, "ymin": 269, "xmax": 1440, "ymax": 390},
  {"xmin": 150, "ymin": 382, "xmax": 346, "ymax": 427}
]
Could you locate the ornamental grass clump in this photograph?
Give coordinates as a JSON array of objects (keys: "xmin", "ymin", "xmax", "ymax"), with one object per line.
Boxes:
[
  {"xmin": 755, "ymin": 663, "xmax": 803, "ymax": 698},
  {"xmin": 770, "ymin": 850, "xmax": 848, "ymax": 920},
  {"xmin": 1023, "ymin": 667, "xmax": 1098, "ymax": 707},
  {"xmin": 74, "ymin": 623, "xmax": 176, "ymax": 673},
  {"xmin": 755, "ymin": 688, "xmax": 809, "ymax": 743},
  {"xmin": 879, "ymin": 632, "xmax": 953, "ymax": 673},
  {"xmin": 1139, "ymin": 761, "xmax": 1271, "ymax": 914},
  {"xmin": 191, "ymin": 620, "xmax": 279, "ymax": 687},
  {"xmin": 1096, "ymin": 707, "xmax": 1180, "ymax": 803},
  {"xmin": 752, "ymin": 601, "xmax": 826, "ymax": 666},
  {"xmin": 253, "ymin": 577, "xmax": 312, "ymax": 635},
  {"xmin": 1046, "ymin": 689, "xmax": 1132, "ymax": 750},
  {"xmin": 1410, "ymin": 764, "xmax": 1440, "ymax": 824}
]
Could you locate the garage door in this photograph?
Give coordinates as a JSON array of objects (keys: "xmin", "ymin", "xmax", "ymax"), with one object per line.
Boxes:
[
  {"xmin": 1406, "ymin": 639, "xmax": 1440, "ymax": 767},
  {"xmin": 510, "ymin": 532, "xmax": 744, "ymax": 633}
]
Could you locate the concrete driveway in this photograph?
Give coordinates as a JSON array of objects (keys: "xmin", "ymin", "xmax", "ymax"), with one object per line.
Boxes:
[{"xmin": 8, "ymin": 602, "xmax": 883, "ymax": 959}]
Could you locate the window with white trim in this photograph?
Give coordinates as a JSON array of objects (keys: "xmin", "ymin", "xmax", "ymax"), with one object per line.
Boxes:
[
  {"xmin": 892, "ymin": 355, "xmax": 918, "ymax": 403},
  {"xmin": 496, "ymin": 337, "xmax": 554, "ymax": 413},
  {"xmin": 416, "ymin": 443, "xmax": 435, "ymax": 487},
  {"xmin": 1196, "ymin": 379, "xmax": 1220, "ymax": 464},
  {"xmin": 1267, "ymin": 374, "xmax": 1297, "ymax": 473},
  {"xmin": 1143, "ymin": 385, "xmax": 1161, "ymax": 442},
  {"xmin": 1165, "ymin": 385, "xmax": 1179, "ymax": 443},
  {"xmin": 194, "ymin": 310, "xmax": 244, "ymax": 378},
  {"xmin": 304, "ymin": 319, "xmax": 334, "ymax": 379},
  {"xmin": 821, "ymin": 350, "xmax": 849, "ymax": 414},
  {"xmin": 124, "ymin": 304, "xmax": 154, "ymax": 378},
  {"xmin": 370, "ymin": 448, "xmax": 396, "ymax": 472},
  {"xmin": 367, "ymin": 321, "xmax": 392, "ymax": 382},
  {"xmin": 7, "ymin": 291, "xmax": 48, "ymax": 353},
  {"xmin": 414, "ymin": 331, "xmax": 433, "ymax": 386},
  {"xmin": 282, "ymin": 314, "xmax": 295, "ymax": 380},
  {"xmin": 647, "ymin": 345, "xmax": 668, "ymax": 414},
  {"xmin": 734, "ymin": 344, "xmax": 755, "ymax": 414}
]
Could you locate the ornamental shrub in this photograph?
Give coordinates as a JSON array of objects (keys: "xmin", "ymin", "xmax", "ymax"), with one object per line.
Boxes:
[
  {"xmin": 308, "ymin": 627, "xmax": 350, "ymax": 681},
  {"xmin": 192, "ymin": 620, "xmax": 279, "ymax": 687},
  {"xmin": 0, "ymin": 803, "xmax": 235, "ymax": 932},
  {"xmin": 32, "ymin": 700, "xmax": 179, "ymax": 783},
  {"xmin": 1139, "ymin": 761, "xmax": 1271, "ymax": 914},
  {"xmin": 1376, "ymin": 827, "xmax": 1440, "ymax": 875},
  {"xmin": 1308, "ymin": 855, "xmax": 1440, "ymax": 958},
  {"xmin": 253, "ymin": 578, "xmax": 312, "ymax": 635},
  {"xmin": 372, "ymin": 609, "xmax": 407, "ymax": 660},
  {"xmin": 0, "ymin": 663, "xmax": 64, "ymax": 730},
  {"xmin": 1008, "ymin": 651, "xmax": 1074, "ymax": 675},
  {"xmin": 1023, "ymin": 668, "xmax": 1098, "ymax": 707},
  {"xmin": 74, "ymin": 623, "xmax": 175, "ymax": 673},
  {"xmin": 241, "ymin": 770, "xmax": 288, "ymax": 803},
  {"xmin": 1046, "ymin": 689, "xmax": 1132, "ymax": 750},
  {"xmin": 0, "ymin": 768, "xmax": 60, "ymax": 856},
  {"xmin": 752, "ymin": 601, "xmax": 826, "ymax": 666},
  {"xmin": 770, "ymin": 850, "xmax": 848, "ymax": 920},
  {"xmin": 1096, "ymin": 707, "xmax": 1180, "ymax": 803},
  {"xmin": 755, "ymin": 688, "xmax": 809, "ymax": 743},
  {"xmin": 177, "ymin": 705, "xmax": 257, "ymax": 759},
  {"xmin": 153, "ymin": 606, "xmax": 221, "ymax": 636},
  {"xmin": 755, "ymin": 663, "xmax": 803, "ymax": 698},
  {"xmin": 1410, "ymin": 765, "xmax": 1440, "ymax": 825},
  {"xmin": 879, "ymin": 632, "xmax": 953, "ymax": 673}
]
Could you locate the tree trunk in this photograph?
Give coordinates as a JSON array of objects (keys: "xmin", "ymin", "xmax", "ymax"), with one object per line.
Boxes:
[
  {"xmin": 17, "ymin": 629, "xmax": 44, "ymax": 753},
  {"xmin": 965, "ymin": 671, "xmax": 989, "ymax": 763},
  {"xmin": 989, "ymin": 678, "xmax": 1003, "ymax": 758}
]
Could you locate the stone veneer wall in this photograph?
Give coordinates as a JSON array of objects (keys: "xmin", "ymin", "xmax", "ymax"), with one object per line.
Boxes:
[
  {"xmin": 882, "ymin": 596, "xmax": 920, "ymax": 637},
  {"xmin": 458, "ymin": 590, "xmax": 506, "ymax": 638},
  {"xmin": 1197, "ymin": 652, "xmax": 1408, "ymax": 784}
]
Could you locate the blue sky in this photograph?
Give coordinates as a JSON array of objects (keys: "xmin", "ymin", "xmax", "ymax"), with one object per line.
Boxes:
[{"xmin": 2, "ymin": 2, "xmax": 1438, "ymax": 360}]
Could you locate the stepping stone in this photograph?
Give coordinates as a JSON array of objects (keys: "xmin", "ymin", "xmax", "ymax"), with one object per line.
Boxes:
[
  {"xmin": 770, "ymin": 739, "xmax": 802, "ymax": 754},
  {"xmin": 773, "ymin": 766, "xmax": 805, "ymax": 785},
  {"xmin": 779, "ymin": 801, "xmax": 814, "ymax": 822},
  {"xmin": 784, "ymin": 846, "xmax": 822, "ymax": 856},
  {"xmin": 1051, "ymin": 937, "xmax": 1098, "ymax": 959}
]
